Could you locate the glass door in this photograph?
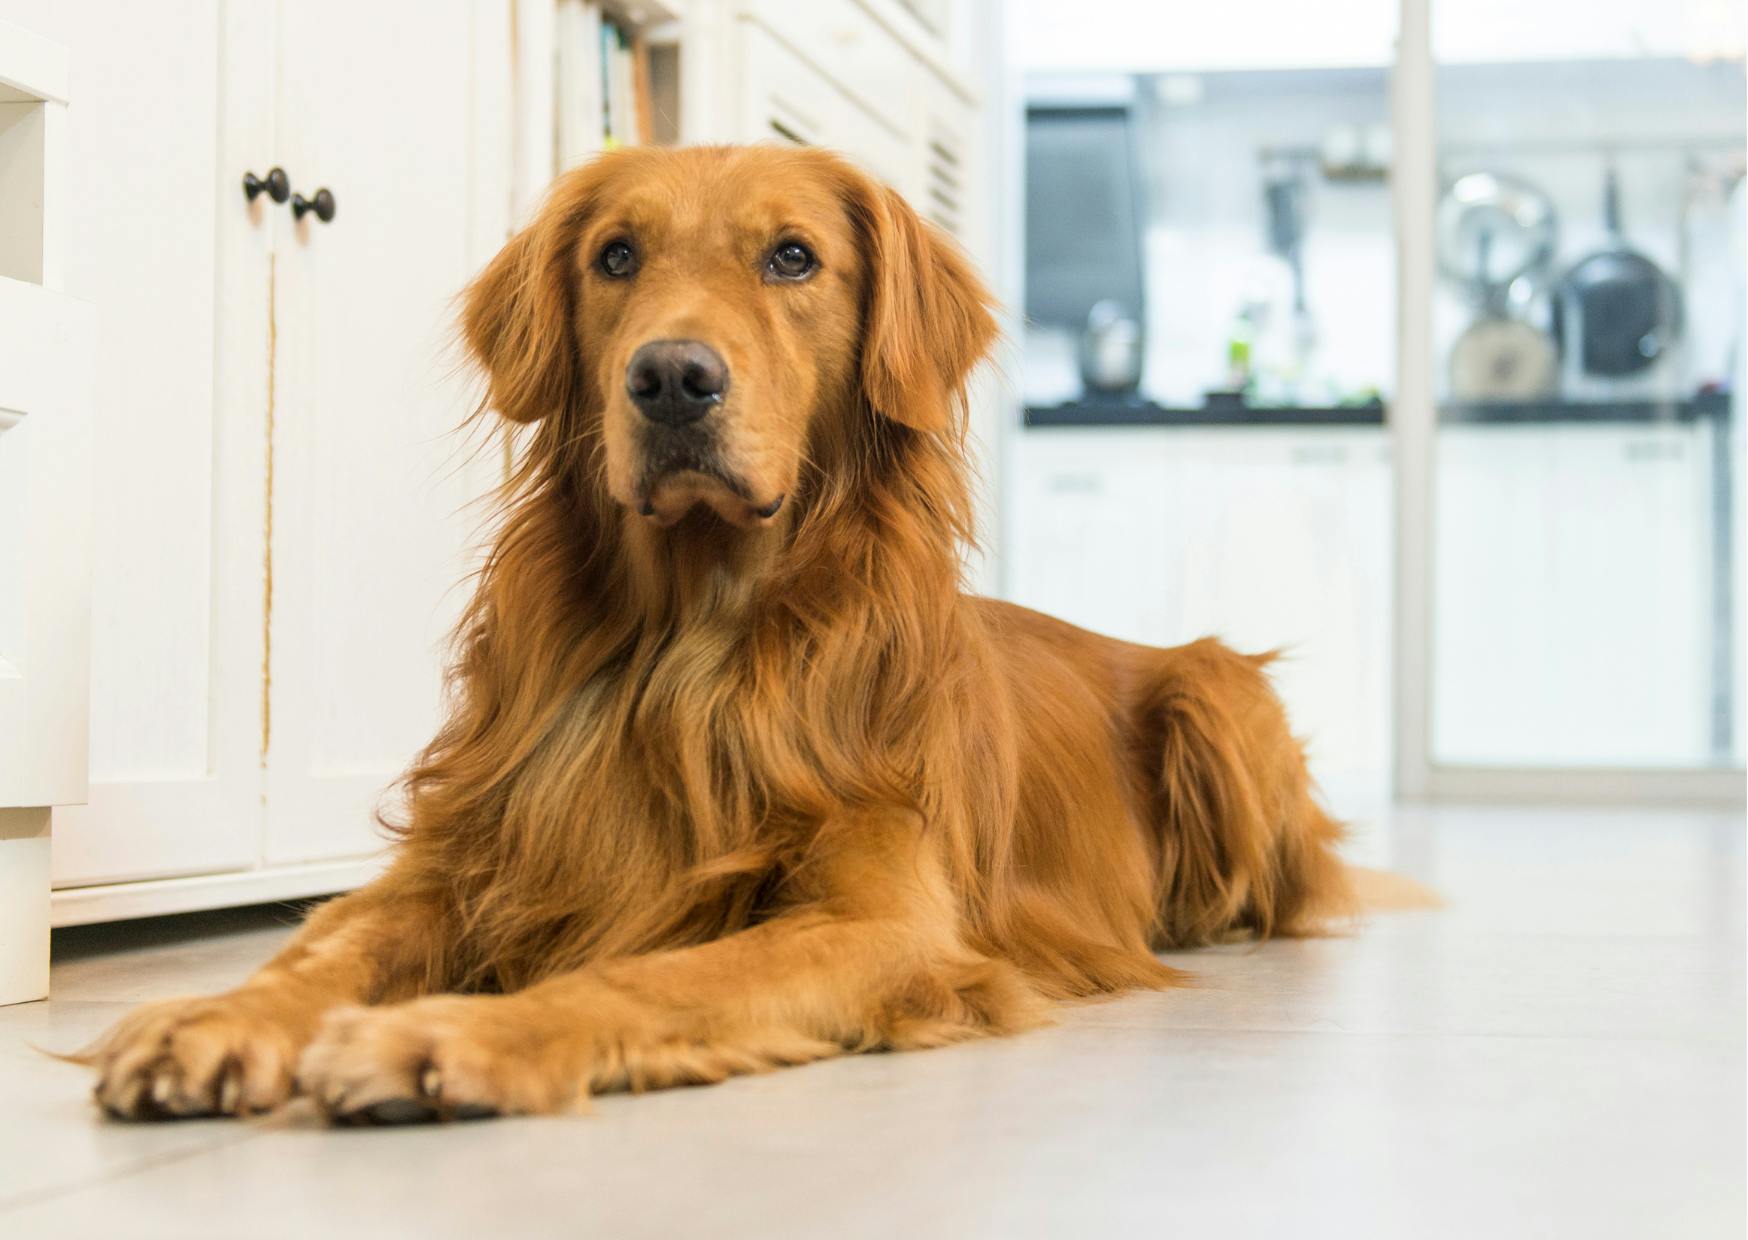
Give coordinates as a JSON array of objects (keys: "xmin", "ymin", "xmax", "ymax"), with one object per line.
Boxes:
[{"xmin": 1398, "ymin": 0, "xmax": 1745, "ymax": 793}]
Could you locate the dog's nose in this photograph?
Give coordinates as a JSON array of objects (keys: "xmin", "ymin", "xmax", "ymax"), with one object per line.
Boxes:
[{"xmin": 626, "ymin": 340, "xmax": 729, "ymax": 427}]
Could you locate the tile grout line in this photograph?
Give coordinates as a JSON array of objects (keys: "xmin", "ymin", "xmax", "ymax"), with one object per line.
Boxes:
[
  {"xmin": 0, "ymin": 1126, "xmax": 273, "ymax": 1219},
  {"xmin": 1050, "ymin": 1021, "xmax": 1744, "ymax": 1047}
]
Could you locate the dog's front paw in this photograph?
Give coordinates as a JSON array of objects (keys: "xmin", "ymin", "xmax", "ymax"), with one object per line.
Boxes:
[
  {"xmin": 83, "ymin": 990, "xmax": 316, "ymax": 1120},
  {"xmin": 296, "ymin": 996, "xmax": 583, "ymax": 1125}
]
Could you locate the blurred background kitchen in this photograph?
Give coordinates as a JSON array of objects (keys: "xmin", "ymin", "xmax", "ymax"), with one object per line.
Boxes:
[{"xmin": 1008, "ymin": 0, "xmax": 1745, "ymax": 816}]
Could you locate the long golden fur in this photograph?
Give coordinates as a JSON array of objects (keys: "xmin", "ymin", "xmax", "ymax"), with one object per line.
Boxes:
[{"xmin": 80, "ymin": 147, "xmax": 1353, "ymax": 1123}]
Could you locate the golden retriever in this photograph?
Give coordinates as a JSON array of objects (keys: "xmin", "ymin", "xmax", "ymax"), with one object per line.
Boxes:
[{"xmin": 81, "ymin": 145, "xmax": 1352, "ymax": 1123}]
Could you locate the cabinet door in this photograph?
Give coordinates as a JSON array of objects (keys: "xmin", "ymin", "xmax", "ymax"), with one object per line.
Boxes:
[
  {"xmin": 1433, "ymin": 424, "xmax": 1712, "ymax": 767},
  {"xmin": 265, "ymin": 0, "xmax": 507, "ymax": 864},
  {"xmin": 1007, "ymin": 429, "xmax": 1393, "ymax": 799},
  {"xmin": 1161, "ymin": 432, "xmax": 1393, "ymax": 790},
  {"xmin": 0, "ymin": 281, "xmax": 92, "ymax": 810},
  {"xmin": 1006, "ymin": 432, "xmax": 1178, "ymax": 642},
  {"xmin": 0, "ymin": 0, "xmax": 272, "ymax": 886},
  {"xmin": 744, "ymin": 0, "xmax": 918, "ymax": 146}
]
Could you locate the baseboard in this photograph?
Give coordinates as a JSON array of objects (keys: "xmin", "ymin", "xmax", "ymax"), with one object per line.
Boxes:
[
  {"xmin": 50, "ymin": 855, "xmax": 389, "ymax": 928},
  {"xmin": 1417, "ymin": 766, "xmax": 1747, "ymax": 807}
]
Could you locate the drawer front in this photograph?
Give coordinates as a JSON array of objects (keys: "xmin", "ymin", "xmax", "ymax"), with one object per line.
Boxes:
[{"xmin": 743, "ymin": 0, "xmax": 918, "ymax": 140}]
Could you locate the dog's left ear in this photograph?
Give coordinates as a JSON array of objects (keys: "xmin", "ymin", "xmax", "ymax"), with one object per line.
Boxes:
[{"xmin": 845, "ymin": 170, "xmax": 998, "ymax": 434}]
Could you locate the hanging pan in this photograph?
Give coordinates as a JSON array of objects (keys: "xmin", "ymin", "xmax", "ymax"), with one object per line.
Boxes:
[{"xmin": 1553, "ymin": 167, "xmax": 1683, "ymax": 377}]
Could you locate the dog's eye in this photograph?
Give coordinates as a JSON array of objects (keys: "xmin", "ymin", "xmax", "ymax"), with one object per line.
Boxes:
[
  {"xmin": 598, "ymin": 241, "xmax": 637, "ymax": 278},
  {"xmin": 766, "ymin": 241, "xmax": 816, "ymax": 282}
]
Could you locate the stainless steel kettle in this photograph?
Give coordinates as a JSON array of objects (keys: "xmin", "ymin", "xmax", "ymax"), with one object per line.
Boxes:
[{"xmin": 1078, "ymin": 300, "xmax": 1143, "ymax": 396}]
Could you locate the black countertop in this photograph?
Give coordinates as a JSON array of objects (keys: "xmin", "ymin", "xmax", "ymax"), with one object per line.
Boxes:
[{"xmin": 1023, "ymin": 393, "xmax": 1732, "ymax": 428}]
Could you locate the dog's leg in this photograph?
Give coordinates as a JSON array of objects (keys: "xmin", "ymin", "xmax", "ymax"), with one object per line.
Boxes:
[
  {"xmin": 82, "ymin": 866, "xmax": 454, "ymax": 1120},
  {"xmin": 296, "ymin": 816, "xmax": 1047, "ymax": 1122}
]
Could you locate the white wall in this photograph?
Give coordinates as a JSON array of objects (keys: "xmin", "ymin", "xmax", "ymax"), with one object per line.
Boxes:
[
  {"xmin": 1435, "ymin": 0, "xmax": 1745, "ymax": 64},
  {"xmin": 1011, "ymin": 0, "xmax": 1396, "ymax": 75},
  {"xmin": 1010, "ymin": 0, "xmax": 1743, "ymax": 75}
]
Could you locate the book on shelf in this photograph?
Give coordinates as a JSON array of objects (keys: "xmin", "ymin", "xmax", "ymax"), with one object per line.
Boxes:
[{"xmin": 555, "ymin": 1, "xmax": 654, "ymax": 171}]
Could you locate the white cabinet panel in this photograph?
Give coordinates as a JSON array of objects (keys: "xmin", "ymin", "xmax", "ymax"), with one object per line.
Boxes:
[
  {"xmin": 0, "ymin": 0, "xmax": 272, "ymax": 886},
  {"xmin": 264, "ymin": 0, "xmax": 501, "ymax": 864},
  {"xmin": 1163, "ymin": 434, "xmax": 1393, "ymax": 789},
  {"xmin": 1007, "ymin": 428, "xmax": 1393, "ymax": 796},
  {"xmin": 915, "ymin": 73, "xmax": 973, "ymax": 237},
  {"xmin": 1432, "ymin": 423, "xmax": 1713, "ymax": 767},
  {"xmin": 735, "ymin": 19, "xmax": 919, "ymax": 197},
  {"xmin": 738, "ymin": 22, "xmax": 841, "ymax": 147},
  {"xmin": 745, "ymin": 0, "xmax": 919, "ymax": 142},
  {"xmin": 1007, "ymin": 434, "xmax": 1177, "ymax": 640},
  {"xmin": 0, "ymin": 18, "xmax": 81, "ymax": 1003},
  {"xmin": 0, "ymin": 281, "xmax": 92, "ymax": 810}
]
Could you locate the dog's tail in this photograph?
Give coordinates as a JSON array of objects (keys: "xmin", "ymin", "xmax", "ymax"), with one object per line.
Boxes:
[
  {"xmin": 1140, "ymin": 638, "xmax": 1440, "ymax": 942},
  {"xmin": 1342, "ymin": 864, "xmax": 1442, "ymax": 913}
]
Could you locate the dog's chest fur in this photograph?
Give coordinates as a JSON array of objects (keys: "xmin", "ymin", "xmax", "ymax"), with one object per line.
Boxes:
[{"xmin": 441, "ymin": 625, "xmax": 807, "ymax": 985}]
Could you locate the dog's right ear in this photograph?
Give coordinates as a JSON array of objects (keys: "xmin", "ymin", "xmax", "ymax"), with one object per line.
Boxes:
[{"xmin": 461, "ymin": 167, "xmax": 599, "ymax": 424}]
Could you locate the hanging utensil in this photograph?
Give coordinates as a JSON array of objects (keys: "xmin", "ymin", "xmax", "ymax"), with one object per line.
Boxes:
[
  {"xmin": 1437, "ymin": 171, "xmax": 1558, "ymax": 297},
  {"xmin": 1439, "ymin": 174, "xmax": 1560, "ymax": 401},
  {"xmin": 1448, "ymin": 223, "xmax": 1558, "ymax": 400},
  {"xmin": 1553, "ymin": 167, "xmax": 1684, "ymax": 377}
]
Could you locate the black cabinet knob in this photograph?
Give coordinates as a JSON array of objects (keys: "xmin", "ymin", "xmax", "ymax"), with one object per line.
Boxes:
[
  {"xmin": 242, "ymin": 167, "xmax": 290, "ymax": 204},
  {"xmin": 291, "ymin": 187, "xmax": 336, "ymax": 224}
]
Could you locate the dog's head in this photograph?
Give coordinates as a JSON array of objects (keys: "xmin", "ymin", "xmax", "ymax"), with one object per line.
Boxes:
[{"xmin": 462, "ymin": 146, "xmax": 996, "ymax": 530}]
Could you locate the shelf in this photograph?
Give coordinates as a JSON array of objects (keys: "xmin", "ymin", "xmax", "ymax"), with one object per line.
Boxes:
[
  {"xmin": 0, "ymin": 21, "xmax": 64, "ymax": 289},
  {"xmin": 0, "ymin": 17, "xmax": 68, "ymax": 104},
  {"xmin": 600, "ymin": 0, "xmax": 687, "ymax": 30}
]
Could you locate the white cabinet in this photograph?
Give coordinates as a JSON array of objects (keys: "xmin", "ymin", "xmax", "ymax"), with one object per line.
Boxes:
[
  {"xmin": 1007, "ymin": 427, "xmax": 1394, "ymax": 810},
  {"xmin": 264, "ymin": 0, "xmax": 505, "ymax": 865},
  {"xmin": 0, "ymin": 281, "xmax": 91, "ymax": 810},
  {"xmin": 0, "ymin": 1, "xmax": 513, "ymax": 924},
  {"xmin": 9, "ymin": 0, "xmax": 978, "ymax": 926},
  {"xmin": 0, "ymin": 18, "xmax": 92, "ymax": 1003},
  {"xmin": 694, "ymin": 0, "xmax": 982, "ymax": 246},
  {"xmin": 1432, "ymin": 422, "xmax": 1716, "ymax": 767},
  {"xmin": 0, "ymin": 1, "xmax": 262, "ymax": 891},
  {"xmin": 736, "ymin": 23, "xmax": 839, "ymax": 147}
]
